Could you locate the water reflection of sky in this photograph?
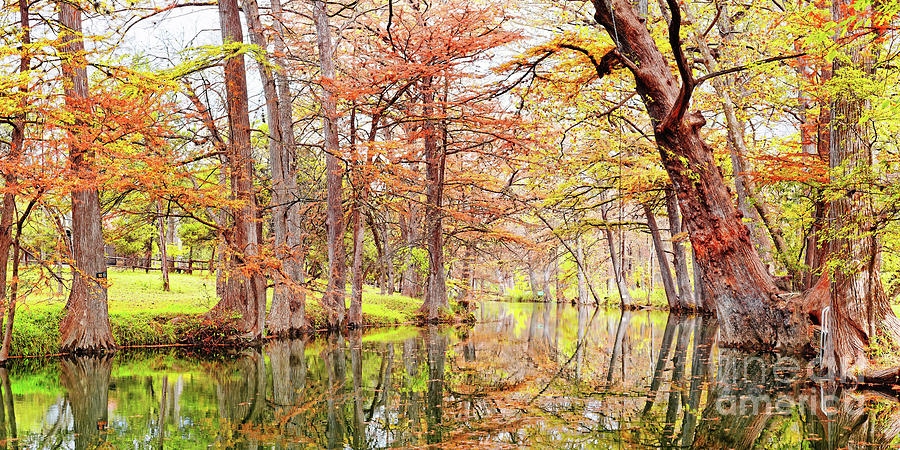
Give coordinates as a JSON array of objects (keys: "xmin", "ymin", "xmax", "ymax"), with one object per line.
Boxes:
[{"xmin": 3, "ymin": 301, "xmax": 900, "ymax": 448}]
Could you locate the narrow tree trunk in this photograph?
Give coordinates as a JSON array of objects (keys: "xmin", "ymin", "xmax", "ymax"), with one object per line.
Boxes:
[
  {"xmin": 644, "ymin": 204, "xmax": 680, "ymax": 310},
  {"xmin": 208, "ymin": 0, "xmax": 266, "ymax": 338},
  {"xmin": 541, "ymin": 249, "xmax": 555, "ymax": 303},
  {"xmin": 400, "ymin": 206, "xmax": 418, "ymax": 297},
  {"xmin": 349, "ymin": 199, "xmax": 364, "ymax": 326},
  {"xmin": 528, "ymin": 267, "xmax": 540, "ymax": 301},
  {"xmin": 591, "ymin": 0, "xmax": 808, "ymax": 350},
  {"xmin": 158, "ymin": 203, "xmax": 170, "ymax": 292},
  {"xmin": 58, "ymin": 2, "xmax": 115, "ymax": 352},
  {"xmin": 575, "ymin": 238, "xmax": 591, "ymax": 304},
  {"xmin": 602, "ymin": 208, "xmax": 633, "ymax": 308},
  {"xmin": 313, "ymin": 0, "xmax": 347, "ymax": 328}
]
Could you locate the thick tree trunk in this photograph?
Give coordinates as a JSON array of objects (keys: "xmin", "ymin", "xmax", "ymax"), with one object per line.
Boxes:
[
  {"xmin": 644, "ymin": 204, "xmax": 681, "ymax": 310},
  {"xmin": 601, "ymin": 208, "xmax": 633, "ymax": 308},
  {"xmin": 314, "ymin": 0, "xmax": 347, "ymax": 328},
  {"xmin": 57, "ymin": 2, "xmax": 115, "ymax": 352},
  {"xmin": 208, "ymin": 0, "xmax": 266, "ymax": 338},
  {"xmin": 823, "ymin": 6, "xmax": 900, "ymax": 378},
  {"xmin": 591, "ymin": 0, "xmax": 808, "ymax": 351},
  {"xmin": 419, "ymin": 77, "xmax": 448, "ymax": 321}
]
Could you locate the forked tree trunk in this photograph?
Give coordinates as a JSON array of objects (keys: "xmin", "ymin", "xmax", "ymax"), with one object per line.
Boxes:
[
  {"xmin": 57, "ymin": 2, "xmax": 115, "ymax": 352},
  {"xmin": 591, "ymin": 0, "xmax": 808, "ymax": 350},
  {"xmin": 208, "ymin": 0, "xmax": 266, "ymax": 338},
  {"xmin": 244, "ymin": 0, "xmax": 306, "ymax": 334},
  {"xmin": 822, "ymin": 5, "xmax": 900, "ymax": 378},
  {"xmin": 313, "ymin": 0, "xmax": 347, "ymax": 328}
]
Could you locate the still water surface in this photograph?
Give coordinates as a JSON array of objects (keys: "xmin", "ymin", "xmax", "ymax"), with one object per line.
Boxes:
[{"xmin": 3, "ymin": 301, "xmax": 899, "ymax": 448}]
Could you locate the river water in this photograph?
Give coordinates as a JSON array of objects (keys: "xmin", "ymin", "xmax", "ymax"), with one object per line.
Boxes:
[{"xmin": 2, "ymin": 301, "xmax": 898, "ymax": 448}]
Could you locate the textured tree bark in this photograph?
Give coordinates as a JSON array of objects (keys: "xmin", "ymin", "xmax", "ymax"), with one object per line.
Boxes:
[
  {"xmin": 313, "ymin": 0, "xmax": 347, "ymax": 328},
  {"xmin": 591, "ymin": 0, "xmax": 808, "ymax": 351},
  {"xmin": 665, "ymin": 189, "xmax": 694, "ymax": 308},
  {"xmin": 601, "ymin": 208, "xmax": 633, "ymax": 308},
  {"xmin": 822, "ymin": 3, "xmax": 900, "ymax": 378},
  {"xmin": 244, "ymin": 0, "xmax": 306, "ymax": 335},
  {"xmin": 57, "ymin": 1, "xmax": 116, "ymax": 352},
  {"xmin": 644, "ymin": 204, "xmax": 680, "ymax": 310},
  {"xmin": 683, "ymin": 3, "xmax": 785, "ymax": 268},
  {"xmin": 207, "ymin": 0, "xmax": 266, "ymax": 338},
  {"xmin": 269, "ymin": 0, "xmax": 307, "ymax": 333},
  {"xmin": 419, "ymin": 77, "xmax": 448, "ymax": 321}
]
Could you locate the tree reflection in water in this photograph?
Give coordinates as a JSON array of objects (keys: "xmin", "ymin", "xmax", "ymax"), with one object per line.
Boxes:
[{"xmin": 6, "ymin": 302, "xmax": 900, "ymax": 448}]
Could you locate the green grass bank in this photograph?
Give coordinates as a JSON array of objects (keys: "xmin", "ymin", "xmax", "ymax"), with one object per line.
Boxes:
[{"xmin": 8, "ymin": 269, "xmax": 433, "ymax": 358}]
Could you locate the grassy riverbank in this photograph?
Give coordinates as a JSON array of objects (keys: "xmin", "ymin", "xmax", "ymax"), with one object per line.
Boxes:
[{"xmin": 7, "ymin": 269, "xmax": 431, "ymax": 358}]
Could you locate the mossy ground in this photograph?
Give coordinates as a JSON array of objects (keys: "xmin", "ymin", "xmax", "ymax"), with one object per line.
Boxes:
[{"xmin": 7, "ymin": 268, "xmax": 430, "ymax": 358}]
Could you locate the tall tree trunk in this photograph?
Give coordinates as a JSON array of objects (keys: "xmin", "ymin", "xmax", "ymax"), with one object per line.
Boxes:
[
  {"xmin": 602, "ymin": 208, "xmax": 633, "ymax": 308},
  {"xmin": 419, "ymin": 76, "xmax": 448, "ymax": 321},
  {"xmin": 644, "ymin": 204, "xmax": 681, "ymax": 310},
  {"xmin": 57, "ymin": 2, "xmax": 115, "ymax": 352},
  {"xmin": 591, "ymin": 0, "xmax": 808, "ymax": 350},
  {"xmin": 313, "ymin": 0, "xmax": 347, "ymax": 328},
  {"xmin": 348, "ymin": 106, "xmax": 366, "ymax": 327},
  {"xmin": 349, "ymin": 198, "xmax": 364, "ymax": 326},
  {"xmin": 209, "ymin": 0, "xmax": 266, "ymax": 338},
  {"xmin": 158, "ymin": 203, "xmax": 170, "ymax": 292},
  {"xmin": 382, "ymin": 214, "xmax": 396, "ymax": 295},
  {"xmin": 400, "ymin": 205, "xmax": 418, "ymax": 297},
  {"xmin": 823, "ymin": 4, "xmax": 900, "ymax": 378},
  {"xmin": 245, "ymin": 0, "xmax": 306, "ymax": 334},
  {"xmin": 270, "ymin": 0, "xmax": 307, "ymax": 332},
  {"xmin": 0, "ymin": 0, "xmax": 29, "ymax": 361}
]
